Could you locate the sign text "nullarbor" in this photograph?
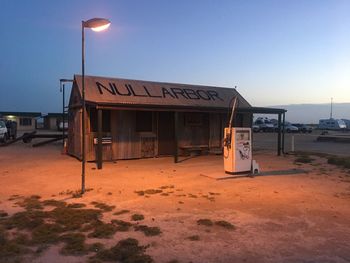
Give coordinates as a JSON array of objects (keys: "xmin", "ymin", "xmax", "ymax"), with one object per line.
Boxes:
[{"xmin": 96, "ymin": 82, "xmax": 224, "ymax": 101}]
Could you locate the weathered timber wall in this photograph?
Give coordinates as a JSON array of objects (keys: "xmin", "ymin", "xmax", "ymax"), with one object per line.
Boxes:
[{"xmin": 69, "ymin": 108, "xmax": 251, "ymax": 161}]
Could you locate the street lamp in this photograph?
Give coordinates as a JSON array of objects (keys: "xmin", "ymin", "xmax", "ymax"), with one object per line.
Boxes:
[
  {"xmin": 60, "ymin": 79, "xmax": 73, "ymax": 148},
  {"xmin": 81, "ymin": 18, "xmax": 111, "ymax": 194}
]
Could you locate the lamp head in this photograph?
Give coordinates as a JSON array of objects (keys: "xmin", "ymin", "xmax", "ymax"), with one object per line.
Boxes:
[{"xmin": 83, "ymin": 18, "xmax": 111, "ymax": 32}]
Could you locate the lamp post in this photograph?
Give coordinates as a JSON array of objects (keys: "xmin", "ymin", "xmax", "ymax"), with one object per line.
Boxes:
[
  {"xmin": 60, "ymin": 79, "xmax": 73, "ymax": 147},
  {"xmin": 81, "ymin": 18, "xmax": 111, "ymax": 194}
]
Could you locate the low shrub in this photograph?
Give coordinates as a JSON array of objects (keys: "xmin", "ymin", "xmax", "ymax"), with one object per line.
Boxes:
[
  {"xmin": 295, "ymin": 155, "xmax": 314, "ymax": 164},
  {"xmin": 328, "ymin": 156, "xmax": 350, "ymax": 169}
]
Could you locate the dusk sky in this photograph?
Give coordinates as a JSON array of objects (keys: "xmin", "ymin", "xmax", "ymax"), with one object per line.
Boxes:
[{"xmin": 1, "ymin": 0, "xmax": 349, "ymax": 113}]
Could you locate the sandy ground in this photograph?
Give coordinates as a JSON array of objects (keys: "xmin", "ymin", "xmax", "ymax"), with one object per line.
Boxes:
[{"xmin": 0, "ymin": 143, "xmax": 350, "ymax": 263}]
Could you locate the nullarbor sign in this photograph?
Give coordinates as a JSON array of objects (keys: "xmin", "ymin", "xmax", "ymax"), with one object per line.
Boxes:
[{"xmin": 95, "ymin": 81, "xmax": 224, "ymax": 102}]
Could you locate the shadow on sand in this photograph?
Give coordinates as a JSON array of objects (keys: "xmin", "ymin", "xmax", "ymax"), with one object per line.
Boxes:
[{"xmin": 217, "ymin": 168, "xmax": 308, "ymax": 180}]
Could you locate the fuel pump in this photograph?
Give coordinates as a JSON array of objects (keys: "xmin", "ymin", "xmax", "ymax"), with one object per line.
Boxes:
[{"xmin": 223, "ymin": 97, "xmax": 259, "ymax": 174}]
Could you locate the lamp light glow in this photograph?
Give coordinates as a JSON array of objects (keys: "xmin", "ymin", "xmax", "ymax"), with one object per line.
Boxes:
[{"xmin": 91, "ymin": 23, "xmax": 110, "ymax": 32}]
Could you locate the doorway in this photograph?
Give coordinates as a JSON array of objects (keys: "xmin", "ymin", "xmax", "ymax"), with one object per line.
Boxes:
[{"xmin": 158, "ymin": 112, "xmax": 175, "ymax": 156}]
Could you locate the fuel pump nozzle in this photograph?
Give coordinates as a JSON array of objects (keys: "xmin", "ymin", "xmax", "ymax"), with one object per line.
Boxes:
[{"xmin": 223, "ymin": 96, "xmax": 238, "ymax": 149}]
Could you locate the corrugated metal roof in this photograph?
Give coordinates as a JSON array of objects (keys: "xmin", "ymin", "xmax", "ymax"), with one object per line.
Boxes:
[
  {"xmin": 0, "ymin": 111, "xmax": 41, "ymax": 117},
  {"xmin": 72, "ymin": 75, "xmax": 251, "ymax": 110},
  {"xmin": 45, "ymin": 113, "xmax": 68, "ymax": 117}
]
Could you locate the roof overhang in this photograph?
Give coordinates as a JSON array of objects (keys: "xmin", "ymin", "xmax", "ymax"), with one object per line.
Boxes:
[
  {"xmin": 237, "ymin": 107, "xmax": 287, "ymax": 114},
  {"xmin": 0, "ymin": 112, "xmax": 42, "ymax": 117}
]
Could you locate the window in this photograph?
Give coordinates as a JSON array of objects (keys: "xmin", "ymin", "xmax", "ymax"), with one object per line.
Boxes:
[
  {"xmin": 20, "ymin": 118, "xmax": 32, "ymax": 126},
  {"xmin": 89, "ymin": 109, "xmax": 111, "ymax": 132},
  {"xmin": 136, "ymin": 111, "xmax": 153, "ymax": 132}
]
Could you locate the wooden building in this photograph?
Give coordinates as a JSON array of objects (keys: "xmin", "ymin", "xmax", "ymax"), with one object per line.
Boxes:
[{"xmin": 67, "ymin": 75, "xmax": 253, "ymax": 162}]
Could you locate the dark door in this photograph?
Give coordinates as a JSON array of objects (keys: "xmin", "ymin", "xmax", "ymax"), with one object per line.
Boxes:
[{"xmin": 158, "ymin": 112, "xmax": 175, "ymax": 155}]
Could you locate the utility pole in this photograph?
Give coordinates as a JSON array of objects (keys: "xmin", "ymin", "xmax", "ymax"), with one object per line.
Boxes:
[{"xmin": 330, "ymin": 97, "xmax": 333, "ymax": 119}]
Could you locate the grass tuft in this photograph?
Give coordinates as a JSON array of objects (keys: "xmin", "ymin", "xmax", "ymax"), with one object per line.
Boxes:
[
  {"xmin": 131, "ymin": 214, "xmax": 144, "ymax": 221},
  {"xmin": 134, "ymin": 190, "xmax": 145, "ymax": 196},
  {"xmin": 0, "ymin": 236, "xmax": 30, "ymax": 262},
  {"xmin": 90, "ymin": 202, "xmax": 115, "ymax": 212},
  {"xmin": 197, "ymin": 219, "xmax": 213, "ymax": 226},
  {"xmin": 208, "ymin": 192, "xmax": 220, "ymax": 196},
  {"xmin": 0, "ymin": 211, "xmax": 8, "ymax": 218},
  {"xmin": 186, "ymin": 235, "xmax": 200, "ymax": 241},
  {"xmin": 31, "ymin": 223, "xmax": 65, "ymax": 244},
  {"xmin": 328, "ymin": 156, "xmax": 350, "ymax": 169},
  {"xmin": 67, "ymin": 203, "xmax": 86, "ymax": 209},
  {"xmin": 13, "ymin": 233, "xmax": 31, "ymax": 246},
  {"xmin": 15, "ymin": 195, "xmax": 43, "ymax": 210},
  {"xmin": 113, "ymin": 209, "xmax": 130, "ymax": 216},
  {"xmin": 295, "ymin": 155, "xmax": 314, "ymax": 164},
  {"xmin": 134, "ymin": 225, "xmax": 161, "ymax": 236},
  {"xmin": 215, "ymin": 220, "xmax": 235, "ymax": 230},
  {"xmin": 201, "ymin": 195, "xmax": 215, "ymax": 202},
  {"xmin": 87, "ymin": 221, "xmax": 117, "ymax": 239},
  {"xmin": 88, "ymin": 242, "xmax": 105, "ymax": 253},
  {"xmin": 111, "ymin": 219, "xmax": 132, "ymax": 232},
  {"xmin": 90, "ymin": 238, "xmax": 153, "ymax": 263},
  {"xmin": 135, "ymin": 189, "xmax": 163, "ymax": 196},
  {"xmin": 51, "ymin": 207, "xmax": 102, "ymax": 231},
  {"xmin": 159, "ymin": 185, "xmax": 175, "ymax": 190},
  {"xmin": 4, "ymin": 210, "xmax": 47, "ymax": 230},
  {"xmin": 72, "ymin": 191, "xmax": 83, "ymax": 198},
  {"xmin": 42, "ymin": 199, "xmax": 67, "ymax": 208},
  {"xmin": 8, "ymin": 195, "xmax": 23, "ymax": 201},
  {"xmin": 59, "ymin": 233, "xmax": 88, "ymax": 255}
]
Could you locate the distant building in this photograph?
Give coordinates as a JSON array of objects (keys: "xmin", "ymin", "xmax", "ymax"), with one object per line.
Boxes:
[
  {"xmin": 43, "ymin": 113, "xmax": 67, "ymax": 130},
  {"xmin": 0, "ymin": 111, "xmax": 41, "ymax": 131}
]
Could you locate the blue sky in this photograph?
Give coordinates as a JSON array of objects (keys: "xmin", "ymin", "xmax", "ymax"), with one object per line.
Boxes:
[{"xmin": 0, "ymin": 0, "xmax": 349, "ymax": 113}]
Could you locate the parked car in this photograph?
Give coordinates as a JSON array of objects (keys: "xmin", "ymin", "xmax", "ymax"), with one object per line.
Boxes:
[
  {"xmin": 253, "ymin": 118, "xmax": 275, "ymax": 132},
  {"xmin": 252, "ymin": 124, "xmax": 260, "ymax": 132},
  {"xmin": 58, "ymin": 121, "xmax": 68, "ymax": 131},
  {"xmin": 0, "ymin": 120, "xmax": 8, "ymax": 143},
  {"xmin": 274, "ymin": 122, "xmax": 299, "ymax": 133},
  {"xmin": 341, "ymin": 119, "xmax": 350, "ymax": 129},
  {"xmin": 292, "ymin": 123, "xmax": 312, "ymax": 133}
]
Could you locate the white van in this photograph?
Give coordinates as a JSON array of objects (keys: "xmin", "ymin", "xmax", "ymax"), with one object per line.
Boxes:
[
  {"xmin": 318, "ymin": 118, "xmax": 346, "ymax": 130},
  {"xmin": 0, "ymin": 120, "xmax": 8, "ymax": 142}
]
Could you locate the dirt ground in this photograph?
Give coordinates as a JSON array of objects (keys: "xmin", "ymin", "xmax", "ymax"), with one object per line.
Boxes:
[{"xmin": 0, "ymin": 143, "xmax": 350, "ymax": 263}]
